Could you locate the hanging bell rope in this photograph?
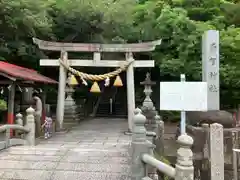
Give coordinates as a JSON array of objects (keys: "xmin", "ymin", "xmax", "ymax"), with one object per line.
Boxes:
[{"xmin": 59, "ymin": 58, "xmax": 134, "ymax": 82}]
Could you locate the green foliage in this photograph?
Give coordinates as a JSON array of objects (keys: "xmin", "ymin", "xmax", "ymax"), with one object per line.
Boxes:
[
  {"xmin": 160, "ymin": 110, "xmax": 180, "ymax": 122},
  {"xmin": 0, "ymin": 99, "xmax": 7, "ymax": 111},
  {"xmin": 0, "ymin": 0, "xmax": 240, "ymax": 108},
  {"xmin": 133, "ymin": 0, "xmax": 240, "ymax": 108},
  {"xmin": 154, "ymin": 151, "xmax": 171, "ymax": 180},
  {"xmin": 0, "ymin": 0, "xmax": 53, "ymax": 69}
]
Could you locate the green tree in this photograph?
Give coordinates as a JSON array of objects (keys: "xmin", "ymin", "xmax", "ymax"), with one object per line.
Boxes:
[
  {"xmin": 0, "ymin": 99, "xmax": 7, "ymax": 111},
  {"xmin": 133, "ymin": 1, "xmax": 240, "ymax": 107},
  {"xmin": 0, "ymin": 0, "xmax": 53, "ymax": 69},
  {"xmin": 0, "ymin": 0, "xmax": 240, "ymax": 108}
]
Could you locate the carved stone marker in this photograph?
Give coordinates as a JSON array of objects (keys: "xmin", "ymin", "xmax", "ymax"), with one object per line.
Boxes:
[
  {"xmin": 202, "ymin": 30, "xmax": 220, "ymax": 110},
  {"xmin": 210, "ymin": 123, "xmax": 224, "ymax": 180}
]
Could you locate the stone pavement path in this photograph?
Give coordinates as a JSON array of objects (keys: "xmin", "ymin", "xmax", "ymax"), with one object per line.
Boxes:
[{"xmin": 0, "ymin": 118, "xmax": 131, "ymax": 180}]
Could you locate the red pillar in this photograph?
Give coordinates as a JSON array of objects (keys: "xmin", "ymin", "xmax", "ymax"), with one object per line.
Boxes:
[{"xmin": 7, "ymin": 83, "xmax": 15, "ymax": 137}]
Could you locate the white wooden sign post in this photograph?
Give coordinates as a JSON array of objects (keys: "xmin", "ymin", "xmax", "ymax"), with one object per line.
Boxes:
[
  {"xmin": 160, "ymin": 79, "xmax": 208, "ymax": 134},
  {"xmin": 180, "ymin": 74, "xmax": 186, "ymax": 134}
]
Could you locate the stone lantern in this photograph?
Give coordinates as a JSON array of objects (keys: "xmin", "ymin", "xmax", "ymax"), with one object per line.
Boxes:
[
  {"xmin": 140, "ymin": 72, "xmax": 157, "ymax": 131},
  {"xmin": 64, "ymin": 73, "xmax": 77, "ymax": 123}
]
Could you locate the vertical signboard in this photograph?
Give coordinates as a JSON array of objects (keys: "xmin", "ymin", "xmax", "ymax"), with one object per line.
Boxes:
[{"xmin": 202, "ymin": 30, "xmax": 220, "ymax": 110}]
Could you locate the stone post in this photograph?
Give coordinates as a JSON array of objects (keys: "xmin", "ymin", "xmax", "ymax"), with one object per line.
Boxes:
[
  {"xmin": 232, "ymin": 131, "xmax": 238, "ymax": 180},
  {"xmin": 202, "ymin": 124, "xmax": 210, "ymax": 160},
  {"xmin": 155, "ymin": 113, "xmax": 164, "ymax": 137},
  {"xmin": 209, "ymin": 123, "xmax": 224, "ymax": 180},
  {"xmin": 5, "ymin": 128, "xmax": 10, "ymax": 148},
  {"xmin": 175, "ymin": 134, "xmax": 194, "ymax": 180},
  {"xmin": 16, "ymin": 113, "xmax": 23, "ymax": 126},
  {"xmin": 25, "ymin": 107, "xmax": 35, "ymax": 146},
  {"xmin": 201, "ymin": 123, "xmax": 210, "ymax": 179},
  {"xmin": 146, "ymin": 140, "xmax": 157, "ymax": 179},
  {"xmin": 131, "ymin": 108, "xmax": 149, "ymax": 180},
  {"xmin": 16, "ymin": 113, "xmax": 23, "ymax": 138},
  {"xmin": 155, "ymin": 113, "xmax": 164, "ymax": 156},
  {"xmin": 140, "ymin": 73, "xmax": 157, "ymax": 131}
]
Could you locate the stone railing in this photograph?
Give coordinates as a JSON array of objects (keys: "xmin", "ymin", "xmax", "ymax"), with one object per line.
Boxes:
[
  {"xmin": 131, "ymin": 108, "xmax": 194, "ymax": 180},
  {"xmin": 0, "ymin": 107, "xmax": 35, "ymax": 150}
]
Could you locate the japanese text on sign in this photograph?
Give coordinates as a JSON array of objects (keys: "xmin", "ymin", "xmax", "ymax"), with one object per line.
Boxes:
[
  {"xmin": 208, "ymin": 42, "xmax": 219, "ymax": 93},
  {"xmin": 202, "ymin": 30, "xmax": 220, "ymax": 110}
]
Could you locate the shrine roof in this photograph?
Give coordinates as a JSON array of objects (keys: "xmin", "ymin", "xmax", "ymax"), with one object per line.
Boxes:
[{"xmin": 0, "ymin": 61, "xmax": 57, "ymax": 84}]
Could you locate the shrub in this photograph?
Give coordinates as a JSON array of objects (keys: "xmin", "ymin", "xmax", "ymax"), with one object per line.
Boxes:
[{"xmin": 0, "ymin": 99, "xmax": 7, "ymax": 111}]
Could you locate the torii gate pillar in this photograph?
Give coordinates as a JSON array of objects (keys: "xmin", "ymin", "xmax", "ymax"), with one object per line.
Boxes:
[
  {"xmin": 126, "ymin": 52, "xmax": 135, "ymax": 131},
  {"xmin": 57, "ymin": 51, "xmax": 67, "ymax": 130}
]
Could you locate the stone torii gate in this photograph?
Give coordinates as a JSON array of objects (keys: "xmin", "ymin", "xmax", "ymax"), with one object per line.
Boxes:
[{"xmin": 33, "ymin": 38, "xmax": 161, "ymax": 132}]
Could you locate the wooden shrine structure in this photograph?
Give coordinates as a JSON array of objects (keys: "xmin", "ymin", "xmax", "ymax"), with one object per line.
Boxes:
[
  {"xmin": 0, "ymin": 61, "xmax": 57, "ymax": 135},
  {"xmin": 33, "ymin": 38, "xmax": 161, "ymax": 131}
]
